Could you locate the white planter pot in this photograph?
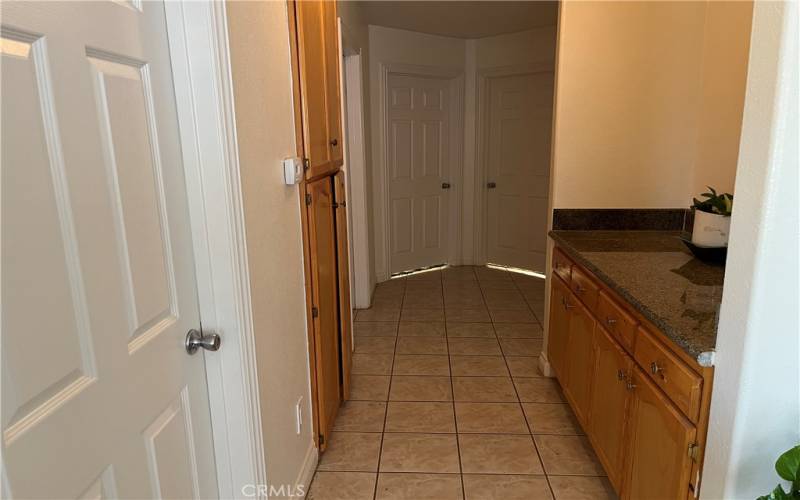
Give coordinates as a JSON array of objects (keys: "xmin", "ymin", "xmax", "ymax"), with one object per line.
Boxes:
[{"xmin": 691, "ymin": 210, "xmax": 731, "ymax": 247}]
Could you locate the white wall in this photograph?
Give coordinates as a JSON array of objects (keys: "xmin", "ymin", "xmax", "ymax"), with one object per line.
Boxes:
[
  {"xmin": 369, "ymin": 25, "xmax": 467, "ymax": 280},
  {"xmin": 702, "ymin": 1, "xmax": 799, "ymax": 497},
  {"xmin": 225, "ymin": 0, "xmax": 315, "ymax": 490},
  {"xmin": 550, "ymin": 1, "xmax": 752, "ymax": 209}
]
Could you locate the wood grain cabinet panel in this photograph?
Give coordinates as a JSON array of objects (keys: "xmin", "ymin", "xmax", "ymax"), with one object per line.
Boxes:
[
  {"xmin": 306, "ymin": 177, "xmax": 341, "ymax": 449},
  {"xmin": 547, "ymin": 276, "xmax": 571, "ymax": 379},
  {"xmin": 562, "ymin": 297, "xmax": 596, "ymax": 427},
  {"xmin": 623, "ymin": 367, "xmax": 697, "ymax": 500},
  {"xmin": 552, "ymin": 248, "xmax": 573, "ymax": 284},
  {"xmin": 333, "ymin": 171, "xmax": 351, "ymax": 400},
  {"xmin": 293, "ymin": 0, "xmax": 343, "ymax": 179},
  {"xmin": 570, "ymin": 265, "xmax": 600, "ymax": 313},
  {"xmin": 634, "ymin": 327, "xmax": 703, "ymax": 423},
  {"xmin": 597, "ymin": 290, "xmax": 638, "ymax": 352},
  {"xmin": 589, "ymin": 326, "xmax": 633, "ymax": 491}
]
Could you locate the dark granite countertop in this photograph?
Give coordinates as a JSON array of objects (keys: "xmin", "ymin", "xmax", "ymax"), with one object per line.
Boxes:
[{"xmin": 549, "ymin": 230, "xmax": 725, "ymax": 366}]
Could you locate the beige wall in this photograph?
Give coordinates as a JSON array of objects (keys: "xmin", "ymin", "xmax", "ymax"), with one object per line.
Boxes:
[
  {"xmin": 693, "ymin": 1, "xmax": 753, "ymax": 195},
  {"xmin": 226, "ymin": 0, "xmax": 314, "ymax": 489},
  {"xmin": 552, "ymin": 1, "xmax": 752, "ymax": 208}
]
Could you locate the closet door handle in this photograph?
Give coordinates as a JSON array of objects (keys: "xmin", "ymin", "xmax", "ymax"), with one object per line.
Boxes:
[
  {"xmin": 487, "ymin": 182, "xmax": 497, "ymax": 189},
  {"xmin": 441, "ymin": 182, "xmax": 451, "ymax": 189}
]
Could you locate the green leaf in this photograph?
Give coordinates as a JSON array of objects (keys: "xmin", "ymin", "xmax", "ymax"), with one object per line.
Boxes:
[
  {"xmin": 776, "ymin": 446, "xmax": 800, "ymax": 483},
  {"xmin": 757, "ymin": 484, "xmax": 792, "ymax": 500}
]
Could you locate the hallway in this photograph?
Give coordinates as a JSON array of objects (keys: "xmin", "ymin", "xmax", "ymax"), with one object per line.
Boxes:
[{"xmin": 307, "ymin": 266, "xmax": 616, "ymax": 500}]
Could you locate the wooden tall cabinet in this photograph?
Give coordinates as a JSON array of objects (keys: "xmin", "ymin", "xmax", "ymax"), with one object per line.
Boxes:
[
  {"xmin": 289, "ymin": 0, "xmax": 352, "ymax": 450},
  {"xmin": 293, "ymin": 0, "xmax": 343, "ymax": 179},
  {"xmin": 562, "ymin": 299, "xmax": 595, "ymax": 426}
]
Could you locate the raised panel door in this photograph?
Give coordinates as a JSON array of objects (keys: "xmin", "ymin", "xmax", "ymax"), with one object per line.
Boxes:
[
  {"xmin": 1, "ymin": 2, "xmax": 217, "ymax": 497},
  {"xmin": 333, "ymin": 171, "xmax": 352, "ymax": 400},
  {"xmin": 306, "ymin": 177, "xmax": 341, "ymax": 448},
  {"xmin": 294, "ymin": 0, "xmax": 342, "ymax": 179},
  {"xmin": 547, "ymin": 276, "xmax": 570, "ymax": 378},
  {"xmin": 623, "ymin": 367, "xmax": 697, "ymax": 500},
  {"xmin": 589, "ymin": 325, "xmax": 634, "ymax": 492},
  {"xmin": 562, "ymin": 296, "xmax": 596, "ymax": 427}
]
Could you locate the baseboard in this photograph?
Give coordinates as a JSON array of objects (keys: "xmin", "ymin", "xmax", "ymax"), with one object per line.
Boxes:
[
  {"xmin": 538, "ymin": 352, "xmax": 554, "ymax": 378},
  {"xmin": 294, "ymin": 440, "xmax": 318, "ymax": 498}
]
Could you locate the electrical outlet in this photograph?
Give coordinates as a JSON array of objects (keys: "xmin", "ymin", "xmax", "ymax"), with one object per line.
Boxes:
[{"xmin": 295, "ymin": 397, "xmax": 303, "ymax": 435}]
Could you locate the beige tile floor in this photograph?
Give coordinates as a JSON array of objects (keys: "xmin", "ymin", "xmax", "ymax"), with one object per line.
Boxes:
[{"xmin": 307, "ymin": 265, "xmax": 617, "ymax": 500}]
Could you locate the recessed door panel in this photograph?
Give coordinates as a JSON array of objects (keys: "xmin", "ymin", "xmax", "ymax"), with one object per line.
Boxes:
[
  {"xmin": 88, "ymin": 55, "xmax": 176, "ymax": 349},
  {"xmin": 1, "ymin": 33, "xmax": 96, "ymax": 437}
]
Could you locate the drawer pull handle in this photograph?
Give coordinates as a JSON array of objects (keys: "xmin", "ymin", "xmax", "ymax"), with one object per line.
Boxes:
[
  {"xmin": 650, "ymin": 361, "xmax": 666, "ymax": 380},
  {"xmin": 605, "ymin": 317, "xmax": 617, "ymax": 326}
]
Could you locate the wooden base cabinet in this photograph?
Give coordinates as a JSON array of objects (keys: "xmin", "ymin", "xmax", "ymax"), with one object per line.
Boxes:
[
  {"xmin": 623, "ymin": 367, "xmax": 697, "ymax": 500},
  {"xmin": 547, "ymin": 246, "xmax": 713, "ymax": 499}
]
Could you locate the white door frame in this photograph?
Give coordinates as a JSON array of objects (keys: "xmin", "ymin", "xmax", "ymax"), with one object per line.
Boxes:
[
  {"xmin": 473, "ymin": 62, "xmax": 554, "ymax": 266},
  {"xmin": 339, "ymin": 24, "xmax": 373, "ymax": 309},
  {"xmin": 377, "ymin": 63, "xmax": 465, "ymax": 281},
  {"xmin": 164, "ymin": 3, "xmax": 265, "ymax": 498}
]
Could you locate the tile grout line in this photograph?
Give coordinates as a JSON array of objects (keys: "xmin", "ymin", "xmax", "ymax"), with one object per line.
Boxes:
[
  {"xmin": 507, "ymin": 268, "xmax": 559, "ymax": 500},
  {"xmin": 371, "ymin": 277, "xmax": 405, "ymax": 500},
  {"xmin": 444, "ymin": 267, "xmax": 468, "ymax": 500}
]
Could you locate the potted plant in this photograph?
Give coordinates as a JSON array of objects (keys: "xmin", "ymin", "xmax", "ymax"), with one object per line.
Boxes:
[
  {"xmin": 758, "ymin": 444, "xmax": 800, "ymax": 499},
  {"xmin": 691, "ymin": 186, "xmax": 733, "ymax": 247}
]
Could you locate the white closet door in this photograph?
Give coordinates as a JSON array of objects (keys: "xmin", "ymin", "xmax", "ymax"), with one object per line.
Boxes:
[
  {"xmin": 387, "ymin": 73, "xmax": 452, "ymax": 274},
  {"xmin": 1, "ymin": 2, "xmax": 217, "ymax": 497}
]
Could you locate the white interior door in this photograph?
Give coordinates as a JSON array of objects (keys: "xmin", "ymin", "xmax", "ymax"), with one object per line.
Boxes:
[
  {"xmin": 485, "ymin": 72, "xmax": 553, "ymax": 272},
  {"xmin": 387, "ymin": 73, "xmax": 452, "ymax": 274},
  {"xmin": 1, "ymin": 2, "xmax": 217, "ymax": 498}
]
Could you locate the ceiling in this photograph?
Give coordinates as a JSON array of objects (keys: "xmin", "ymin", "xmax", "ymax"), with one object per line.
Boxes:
[{"xmin": 359, "ymin": 1, "xmax": 559, "ymax": 39}]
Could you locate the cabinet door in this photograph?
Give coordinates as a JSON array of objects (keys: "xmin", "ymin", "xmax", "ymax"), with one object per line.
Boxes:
[
  {"xmin": 306, "ymin": 177, "xmax": 341, "ymax": 449},
  {"xmin": 293, "ymin": 0, "xmax": 343, "ymax": 178},
  {"xmin": 563, "ymin": 297, "xmax": 596, "ymax": 426},
  {"xmin": 623, "ymin": 367, "xmax": 697, "ymax": 500},
  {"xmin": 547, "ymin": 276, "xmax": 570, "ymax": 378},
  {"xmin": 589, "ymin": 326, "xmax": 633, "ymax": 492},
  {"xmin": 333, "ymin": 171, "xmax": 352, "ymax": 400}
]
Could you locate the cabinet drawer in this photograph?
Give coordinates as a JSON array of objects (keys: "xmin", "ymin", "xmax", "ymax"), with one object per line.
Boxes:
[
  {"xmin": 597, "ymin": 291, "xmax": 637, "ymax": 352},
  {"xmin": 634, "ymin": 327, "xmax": 702, "ymax": 422},
  {"xmin": 570, "ymin": 266, "xmax": 600, "ymax": 313},
  {"xmin": 552, "ymin": 248, "xmax": 573, "ymax": 284}
]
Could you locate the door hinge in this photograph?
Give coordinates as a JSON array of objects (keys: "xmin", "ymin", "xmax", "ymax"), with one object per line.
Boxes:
[
  {"xmin": 688, "ymin": 443, "xmax": 700, "ymax": 461},
  {"xmin": 311, "ymin": 306, "xmax": 319, "ymax": 318},
  {"xmin": 318, "ymin": 433, "xmax": 325, "ymax": 446},
  {"xmin": 302, "ymin": 158, "xmax": 310, "ymax": 171},
  {"xmin": 305, "ymin": 193, "xmax": 312, "ymax": 206},
  {"xmin": 332, "ymin": 202, "xmax": 339, "ymax": 209}
]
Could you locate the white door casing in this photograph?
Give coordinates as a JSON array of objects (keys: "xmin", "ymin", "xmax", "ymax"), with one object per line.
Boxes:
[
  {"xmin": 481, "ymin": 70, "xmax": 554, "ymax": 272},
  {"xmin": 1, "ymin": 2, "xmax": 217, "ymax": 498},
  {"xmin": 384, "ymin": 69, "xmax": 463, "ymax": 274}
]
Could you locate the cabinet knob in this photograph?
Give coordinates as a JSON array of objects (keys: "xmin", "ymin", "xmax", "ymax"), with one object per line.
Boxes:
[
  {"xmin": 330, "ymin": 138, "xmax": 338, "ymax": 146},
  {"xmin": 626, "ymin": 379, "xmax": 637, "ymax": 391},
  {"xmin": 650, "ymin": 361, "xmax": 665, "ymax": 379},
  {"xmin": 605, "ymin": 317, "xmax": 617, "ymax": 326},
  {"xmin": 617, "ymin": 369, "xmax": 625, "ymax": 381}
]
